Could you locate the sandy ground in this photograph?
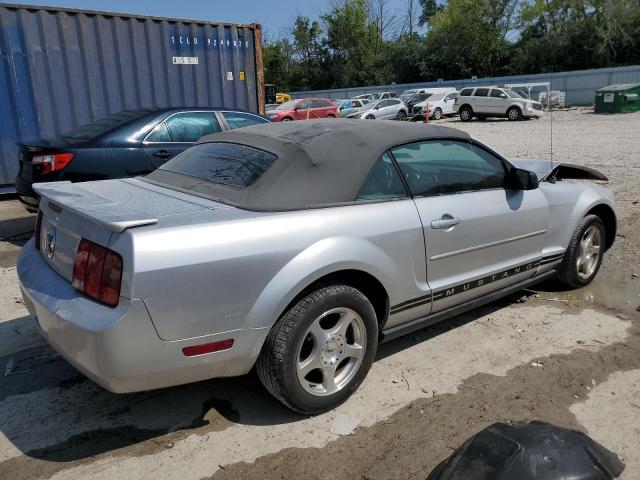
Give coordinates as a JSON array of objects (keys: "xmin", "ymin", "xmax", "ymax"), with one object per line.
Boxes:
[{"xmin": 0, "ymin": 108, "xmax": 638, "ymax": 479}]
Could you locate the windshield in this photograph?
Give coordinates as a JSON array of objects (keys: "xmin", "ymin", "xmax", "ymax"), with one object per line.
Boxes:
[
  {"xmin": 156, "ymin": 142, "xmax": 278, "ymax": 188},
  {"xmin": 274, "ymin": 100, "xmax": 298, "ymax": 110},
  {"xmin": 504, "ymin": 89, "xmax": 524, "ymax": 99},
  {"xmin": 59, "ymin": 110, "xmax": 151, "ymax": 142},
  {"xmin": 360, "ymin": 101, "xmax": 378, "ymax": 111}
]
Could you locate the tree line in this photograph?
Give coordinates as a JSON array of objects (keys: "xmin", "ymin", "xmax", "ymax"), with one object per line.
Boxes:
[{"xmin": 263, "ymin": 0, "xmax": 640, "ymax": 92}]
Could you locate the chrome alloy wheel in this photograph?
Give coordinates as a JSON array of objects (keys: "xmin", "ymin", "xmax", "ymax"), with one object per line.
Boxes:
[
  {"xmin": 296, "ymin": 307, "xmax": 367, "ymax": 396},
  {"xmin": 576, "ymin": 225, "xmax": 602, "ymax": 279}
]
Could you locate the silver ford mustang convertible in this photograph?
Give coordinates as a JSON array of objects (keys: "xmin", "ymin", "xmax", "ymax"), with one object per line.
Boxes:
[{"xmin": 18, "ymin": 119, "xmax": 616, "ymax": 413}]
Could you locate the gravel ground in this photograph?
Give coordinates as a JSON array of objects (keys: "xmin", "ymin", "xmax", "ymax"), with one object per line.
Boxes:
[{"xmin": 0, "ymin": 108, "xmax": 638, "ymax": 480}]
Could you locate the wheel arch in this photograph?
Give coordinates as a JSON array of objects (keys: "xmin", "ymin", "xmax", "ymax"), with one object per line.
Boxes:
[
  {"xmin": 586, "ymin": 203, "xmax": 616, "ymax": 250},
  {"xmin": 278, "ymin": 269, "xmax": 390, "ymax": 331}
]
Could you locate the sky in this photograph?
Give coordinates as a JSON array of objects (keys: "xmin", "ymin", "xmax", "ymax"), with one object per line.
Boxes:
[{"xmin": 8, "ymin": 0, "xmax": 410, "ymax": 38}]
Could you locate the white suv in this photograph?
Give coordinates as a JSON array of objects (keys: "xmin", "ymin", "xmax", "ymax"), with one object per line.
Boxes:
[{"xmin": 454, "ymin": 86, "xmax": 544, "ymax": 121}]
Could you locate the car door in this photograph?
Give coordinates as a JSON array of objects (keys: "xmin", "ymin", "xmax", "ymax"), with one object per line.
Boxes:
[
  {"xmin": 489, "ymin": 88, "xmax": 509, "ymax": 114},
  {"xmin": 472, "ymin": 87, "xmax": 491, "ymax": 114},
  {"xmin": 380, "ymin": 100, "xmax": 397, "ymax": 119},
  {"xmin": 143, "ymin": 111, "xmax": 222, "ymax": 168},
  {"xmin": 390, "ymin": 139, "xmax": 549, "ymax": 312},
  {"xmin": 294, "ymin": 100, "xmax": 312, "ymax": 120}
]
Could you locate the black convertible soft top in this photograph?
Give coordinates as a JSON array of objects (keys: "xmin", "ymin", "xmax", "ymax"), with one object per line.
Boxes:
[{"xmin": 146, "ymin": 119, "xmax": 471, "ymax": 211}]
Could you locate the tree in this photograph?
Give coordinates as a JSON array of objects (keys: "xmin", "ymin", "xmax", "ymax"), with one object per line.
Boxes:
[{"xmin": 323, "ymin": 0, "xmax": 382, "ymax": 87}]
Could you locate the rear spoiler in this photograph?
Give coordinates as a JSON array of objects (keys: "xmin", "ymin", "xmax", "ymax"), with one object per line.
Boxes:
[{"xmin": 33, "ymin": 181, "xmax": 158, "ymax": 233}]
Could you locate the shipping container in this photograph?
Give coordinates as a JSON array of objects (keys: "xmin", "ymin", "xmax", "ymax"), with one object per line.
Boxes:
[
  {"xmin": 595, "ymin": 83, "xmax": 640, "ymax": 114},
  {"xmin": 0, "ymin": 3, "xmax": 265, "ymax": 187}
]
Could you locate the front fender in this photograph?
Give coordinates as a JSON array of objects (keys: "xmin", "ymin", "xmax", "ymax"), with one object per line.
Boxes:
[
  {"xmin": 541, "ymin": 182, "xmax": 616, "ymax": 253},
  {"xmin": 243, "ymin": 236, "xmax": 398, "ymax": 331}
]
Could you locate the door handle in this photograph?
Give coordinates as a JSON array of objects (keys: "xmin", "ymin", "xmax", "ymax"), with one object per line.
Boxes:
[
  {"xmin": 153, "ymin": 150, "xmax": 173, "ymax": 159},
  {"xmin": 431, "ymin": 216, "xmax": 460, "ymax": 229}
]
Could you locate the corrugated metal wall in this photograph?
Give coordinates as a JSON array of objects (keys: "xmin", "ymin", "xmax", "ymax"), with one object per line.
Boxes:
[
  {"xmin": 0, "ymin": 3, "xmax": 263, "ymax": 186},
  {"xmin": 291, "ymin": 65, "xmax": 640, "ymax": 105}
]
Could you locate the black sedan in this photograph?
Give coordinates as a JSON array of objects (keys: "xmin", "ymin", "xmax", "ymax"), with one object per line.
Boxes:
[{"xmin": 15, "ymin": 108, "xmax": 269, "ymax": 211}]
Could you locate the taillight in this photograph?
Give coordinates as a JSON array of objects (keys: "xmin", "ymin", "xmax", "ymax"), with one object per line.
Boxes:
[
  {"xmin": 32, "ymin": 153, "xmax": 74, "ymax": 175},
  {"xmin": 34, "ymin": 210, "xmax": 43, "ymax": 250},
  {"xmin": 72, "ymin": 238, "xmax": 123, "ymax": 307}
]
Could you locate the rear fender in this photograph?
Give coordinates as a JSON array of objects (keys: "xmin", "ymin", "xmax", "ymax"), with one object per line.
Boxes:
[{"xmin": 244, "ymin": 237, "xmax": 397, "ymax": 332}]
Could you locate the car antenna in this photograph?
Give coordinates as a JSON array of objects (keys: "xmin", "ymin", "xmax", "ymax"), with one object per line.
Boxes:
[{"xmin": 550, "ymin": 71, "xmax": 554, "ymax": 168}]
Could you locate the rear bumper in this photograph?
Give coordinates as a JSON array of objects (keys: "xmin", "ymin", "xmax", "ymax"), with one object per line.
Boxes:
[
  {"xmin": 17, "ymin": 239, "xmax": 268, "ymax": 393},
  {"xmin": 15, "ymin": 177, "xmax": 39, "ymax": 212}
]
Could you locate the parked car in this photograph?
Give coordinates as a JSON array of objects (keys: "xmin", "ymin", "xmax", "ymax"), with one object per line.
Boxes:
[
  {"xmin": 403, "ymin": 92, "xmax": 429, "ymax": 113},
  {"xmin": 411, "ymin": 92, "xmax": 458, "ymax": 120},
  {"xmin": 18, "ymin": 119, "xmax": 616, "ymax": 413},
  {"xmin": 266, "ymin": 98, "xmax": 338, "ymax": 122},
  {"xmin": 376, "ymin": 91, "xmax": 398, "ymax": 100},
  {"xmin": 401, "ymin": 87, "xmax": 457, "ymax": 101},
  {"xmin": 454, "ymin": 86, "xmax": 544, "ymax": 121},
  {"xmin": 346, "ymin": 98, "xmax": 408, "ymax": 120},
  {"xmin": 336, "ymin": 99, "xmax": 370, "ymax": 117},
  {"xmin": 353, "ymin": 94, "xmax": 377, "ymax": 101},
  {"xmin": 15, "ymin": 108, "xmax": 269, "ymax": 212}
]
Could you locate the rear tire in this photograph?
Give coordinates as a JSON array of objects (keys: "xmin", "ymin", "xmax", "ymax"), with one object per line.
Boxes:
[
  {"xmin": 557, "ymin": 215, "xmax": 605, "ymax": 288},
  {"xmin": 459, "ymin": 106, "xmax": 473, "ymax": 122},
  {"xmin": 257, "ymin": 285, "xmax": 378, "ymax": 414},
  {"xmin": 507, "ymin": 106, "xmax": 522, "ymax": 121}
]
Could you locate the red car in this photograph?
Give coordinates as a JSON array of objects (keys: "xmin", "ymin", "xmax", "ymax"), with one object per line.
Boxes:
[{"xmin": 266, "ymin": 98, "xmax": 338, "ymax": 122}]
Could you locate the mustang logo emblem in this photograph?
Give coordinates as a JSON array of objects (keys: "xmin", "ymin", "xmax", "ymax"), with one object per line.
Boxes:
[{"xmin": 44, "ymin": 227, "xmax": 56, "ymax": 259}]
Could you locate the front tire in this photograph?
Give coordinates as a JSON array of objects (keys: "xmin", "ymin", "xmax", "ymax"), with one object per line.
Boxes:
[
  {"xmin": 507, "ymin": 106, "xmax": 522, "ymax": 121},
  {"xmin": 365, "ymin": 114, "xmax": 376, "ymax": 120},
  {"xmin": 432, "ymin": 108, "xmax": 443, "ymax": 120},
  {"xmin": 257, "ymin": 285, "xmax": 378, "ymax": 414},
  {"xmin": 396, "ymin": 110, "xmax": 407, "ymax": 120},
  {"xmin": 557, "ymin": 215, "xmax": 605, "ymax": 288}
]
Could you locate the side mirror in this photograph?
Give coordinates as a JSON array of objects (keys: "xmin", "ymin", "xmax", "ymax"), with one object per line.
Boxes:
[{"xmin": 508, "ymin": 168, "xmax": 539, "ymax": 190}]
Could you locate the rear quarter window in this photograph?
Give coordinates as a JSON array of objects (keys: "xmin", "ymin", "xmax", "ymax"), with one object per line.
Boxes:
[{"xmin": 158, "ymin": 142, "xmax": 278, "ymax": 188}]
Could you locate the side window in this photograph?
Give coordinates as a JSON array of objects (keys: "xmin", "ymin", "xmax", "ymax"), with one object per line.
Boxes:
[
  {"xmin": 311, "ymin": 100, "xmax": 330, "ymax": 108},
  {"xmin": 165, "ymin": 112, "xmax": 222, "ymax": 143},
  {"xmin": 474, "ymin": 88, "xmax": 489, "ymax": 97},
  {"xmin": 391, "ymin": 140, "xmax": 506, "ymax": 196},
  {"xmin": 460, "ymin": 88, "xmax": 474, "ymax": 96},
  {"xmin": 145, "ymin": 122, "xmax": 171, "ymax": 142},
  {"xmin": 222, "ymin": 112, "xmax": 269, "ymax": 130},
  {"xmin": 356, "ymin": 153, "xmax": 407, "ymax": 201},
  {"xmin": 297, "ymin": 100, "xmax": 312, "ymax": 109},
  {"xmin": 377, "ymin": 100, "xmax": 391, "ymax": 108},
  {"xmin": 490, "ymin": 89, "xmax": 507, "ymax": 98}
]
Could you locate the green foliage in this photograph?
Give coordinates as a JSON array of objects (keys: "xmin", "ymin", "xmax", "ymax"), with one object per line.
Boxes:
[{"xmin": 263, "ymin": 0, "xmax": 640, "ymax": 92}]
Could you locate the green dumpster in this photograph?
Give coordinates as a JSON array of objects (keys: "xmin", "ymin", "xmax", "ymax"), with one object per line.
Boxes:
[{"xmin": 595, "ymin": 83, "xmax": 640, "ymax": 113}]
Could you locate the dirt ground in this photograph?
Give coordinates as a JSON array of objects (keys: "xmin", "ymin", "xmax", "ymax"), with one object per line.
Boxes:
[{"xmin": 0, "ymin": 108, "xmax": 638, "ymax": 480}]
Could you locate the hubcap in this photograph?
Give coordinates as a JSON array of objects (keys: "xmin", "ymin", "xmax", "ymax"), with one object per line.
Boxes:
[
  {"xmin": 576, "ymin": 226, "xmax": 602, "ymax": 279},
  {"xmin": 296, "ymin": 307, "xmax": 366, "ymax": 396},
  {"xmin": 509, "ymin": 109, "xmax": 519, "ymax": 120},
  {"xmin": 461, "ymin": 110, "xmax": 470, "ymax": 120}
]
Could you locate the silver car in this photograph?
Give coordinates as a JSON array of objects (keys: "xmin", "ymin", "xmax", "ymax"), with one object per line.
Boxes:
[
  {"xmin": 347, "ymin": 98, "xmax": 408, "ymax": 120},
  {"xmin": 18, "ymin": 120, "xmax": 615, "ymax": 413}
]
